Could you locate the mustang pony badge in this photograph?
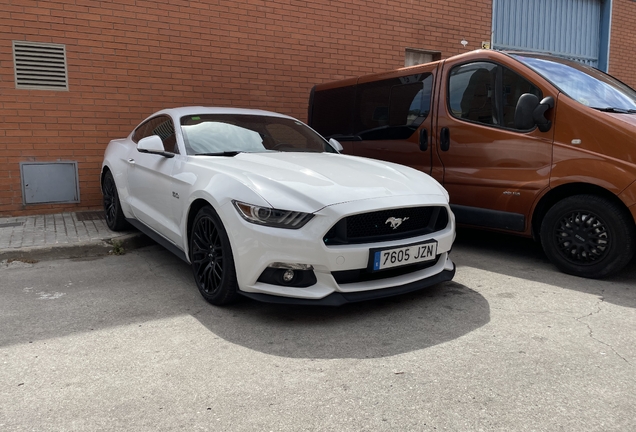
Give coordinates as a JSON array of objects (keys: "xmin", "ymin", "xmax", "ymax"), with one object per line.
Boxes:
[{"xmin": 385, "ymin": 216, "xmax": 409, "ymax": 229}]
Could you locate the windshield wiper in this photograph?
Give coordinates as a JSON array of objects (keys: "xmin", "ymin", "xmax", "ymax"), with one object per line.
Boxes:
[
  {"xmin": 193, "ymin": 151, "xmax": 242, "ymax": 157},
  {"xmin": 591, "ymin": 107, "xmax": 636, "ymax": 113}
]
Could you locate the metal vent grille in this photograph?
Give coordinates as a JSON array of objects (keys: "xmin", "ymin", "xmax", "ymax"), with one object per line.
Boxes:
[{"xmin": 13, "ymin": 41, "xmax": 68, "ymax": 91}]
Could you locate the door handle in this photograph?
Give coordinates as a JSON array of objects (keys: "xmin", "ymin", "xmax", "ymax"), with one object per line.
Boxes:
[
  {"xmin": 440, "ymin": 127, "xmax": 450, "ymax": 152},
  {"xmin": 419, "ymin": 128, "xmax": 428, "ymax": 151},
  {"xmin": 127, "ymin": 158, "xmax": 135, "ymax": 165}
]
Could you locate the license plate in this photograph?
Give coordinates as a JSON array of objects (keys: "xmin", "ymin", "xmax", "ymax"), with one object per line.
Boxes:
[{"xmin": 370, "ymin": 241, "xmax": 437, "ymax": 271}]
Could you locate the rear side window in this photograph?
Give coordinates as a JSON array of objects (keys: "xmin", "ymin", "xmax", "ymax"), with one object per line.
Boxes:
[
  {"xmin": 449, "ymin": 61, "xmax": 541, "ymax": 130},
  {"xmin": 310, "ymin": 73, "xmax": 433, "ymax": 141},
  {"xmin": 310, "ymin": 85, "xmax": 356, "ymax": 138},
  {"xmin": 354, "ymin": 73, "xmax": 433, "ymax": 140}
]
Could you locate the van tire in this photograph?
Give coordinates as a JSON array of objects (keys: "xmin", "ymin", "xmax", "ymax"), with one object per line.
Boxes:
[{"xmin": 540, "ymin": 195, "xmax": 635, "ymax": 278}]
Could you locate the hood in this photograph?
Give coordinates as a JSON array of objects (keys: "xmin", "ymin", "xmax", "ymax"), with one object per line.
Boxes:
[{"xmin": 195, "ymin": 152, "xmax": 447, "ymax": 213}]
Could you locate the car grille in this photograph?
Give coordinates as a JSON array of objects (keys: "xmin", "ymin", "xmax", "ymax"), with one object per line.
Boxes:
[
  {"xmin": 332, "ymin": 256, "xmax": 440, "ymax": 285},
  {"xmin": 323, "ymin": 206, "xmax": 449, "ymax": 245}
]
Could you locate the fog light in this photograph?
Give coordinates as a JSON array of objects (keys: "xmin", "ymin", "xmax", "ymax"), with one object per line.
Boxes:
[{"xmin": 283, "ymin": 270, "xmax": 295, "ymax": 282}]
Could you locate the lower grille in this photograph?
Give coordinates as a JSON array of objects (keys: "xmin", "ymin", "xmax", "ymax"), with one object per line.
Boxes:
[{"xmin": 324, "ymin": 206, "xmax": 448, "ymax": 245}]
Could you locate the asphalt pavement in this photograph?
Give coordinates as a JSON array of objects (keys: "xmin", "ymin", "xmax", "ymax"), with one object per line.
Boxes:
[{"xmin": 1, "ymin": 212, "xmax": 635, "ymax": 431}]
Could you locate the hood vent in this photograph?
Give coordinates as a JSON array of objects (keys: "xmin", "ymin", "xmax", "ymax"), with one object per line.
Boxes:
[{"xmin": 13, "ymin": 41, "xmax": 68, "ymax": 91}]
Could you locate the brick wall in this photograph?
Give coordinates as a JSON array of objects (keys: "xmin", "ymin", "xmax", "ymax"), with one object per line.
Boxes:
[
  {"xmin": 608, "ymin": 0, "xmax": 636, "ymax": 88},
  {"xmin": 0, "ymin": 0, "xmax": 492, "ymax": 216}
]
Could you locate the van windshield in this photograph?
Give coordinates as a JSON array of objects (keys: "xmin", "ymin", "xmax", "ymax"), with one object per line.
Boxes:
[{"xmin": 511, "ymin": 53, "xmax": 636, "ymax": 113}]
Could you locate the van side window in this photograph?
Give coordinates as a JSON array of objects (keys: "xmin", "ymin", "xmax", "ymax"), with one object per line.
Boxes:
[
  {"xmin": 502, "ymin": 67, "xmax": 542, "ymax": 128},
  {"xmin": 310, "ymin": 85, "xmax": 356, "ymax": 138},
  {"xmin": 449, "ymin": 62, "xmax": 498, "ymax": 125},
  {"xmin": 355, "ymin": 73, "xmax": 433, "ymax": 140},
  {"xmin": 449, "ymin": 62, "xmax": 542, "ymax": 130}
]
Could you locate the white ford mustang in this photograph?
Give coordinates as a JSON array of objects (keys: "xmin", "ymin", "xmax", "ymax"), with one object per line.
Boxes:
[{"xmin": 101, "ymin": 107, "xmax": 456, "ymax": 305}]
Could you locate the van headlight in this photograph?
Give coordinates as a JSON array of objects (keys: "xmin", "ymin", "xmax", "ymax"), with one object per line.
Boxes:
[{"xmin": 232, "ymin": 201, "xmax": 314, "ymax": 229}]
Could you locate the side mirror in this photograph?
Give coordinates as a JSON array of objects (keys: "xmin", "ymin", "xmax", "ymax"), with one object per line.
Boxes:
[
  {"xmin": 533, "ymin": 96, "xmax": 555, "ymax": 132},
  {"xmin": 514, "ymin": 94, "xmax": 555, "ymax": 132},
  {"xmin": 137, "ymin": 135, "xmax": 174, "ymax": 158},
  {"xmin": 514, "ymin": 93, "xmax": 539, "ymax": 130},
  {"xmin": 328, "ymin": 138, "xmax": 344, "ymax": 153}
]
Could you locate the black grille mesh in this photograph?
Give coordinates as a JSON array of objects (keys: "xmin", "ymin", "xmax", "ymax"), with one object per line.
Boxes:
[{"xmin": 324, "ymin": 206, "xmax": 448, "ymax": 245}]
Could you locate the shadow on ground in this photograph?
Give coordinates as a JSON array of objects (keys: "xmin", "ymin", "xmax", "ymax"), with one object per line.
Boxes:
[
  {"xmin": 453, "ymin": 228, "xmax": 636, "ymax": 309},
  {"xmin": 0, "ymin": 246, "xmax": 490, "ymax": 358}
]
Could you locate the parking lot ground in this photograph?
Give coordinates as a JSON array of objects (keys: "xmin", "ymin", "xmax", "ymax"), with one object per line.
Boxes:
[{"xmin": 1, "ymin": 229, "xmax": 635, "ymax": 431}]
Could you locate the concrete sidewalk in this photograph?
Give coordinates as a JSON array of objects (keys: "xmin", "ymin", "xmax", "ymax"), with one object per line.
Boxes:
[{"xmin": 0, "ymin": 211, "xmax": 148, "ymax": 262}]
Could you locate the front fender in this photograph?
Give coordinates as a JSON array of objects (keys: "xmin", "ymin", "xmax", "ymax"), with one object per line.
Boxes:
[{"xmin": 102, "ymin": 139, "xmax": 135, "ymax": 218}]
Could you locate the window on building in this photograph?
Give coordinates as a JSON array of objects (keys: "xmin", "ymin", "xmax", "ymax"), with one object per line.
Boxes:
[{"xmin": 405, "ymin": 48, "xmax": 441, "ymax": 67}]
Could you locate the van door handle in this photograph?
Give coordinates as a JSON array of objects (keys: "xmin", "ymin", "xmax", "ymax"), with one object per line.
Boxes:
[
  {"xmin": 419, "ymin": 128, "xmax": 428, "ymax": 151},
  {"xmin": 127, "ymin": 158, "xmax": 135, "ymax": 165},
  {"xmin": 440, "ymin": 127, "xmax": 450, "ymax": 151}
]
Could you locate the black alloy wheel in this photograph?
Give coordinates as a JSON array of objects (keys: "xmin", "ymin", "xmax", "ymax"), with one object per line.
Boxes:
[
  {"xmin": 540, "ymin": 194, "xmax": 635, "ymax": 278},
  {"xmin": 190, "ymin": 206, "xmax": 239, "ymax": 305},
  {"xmin": 102, "ymin": 171, "xmax": 128, "ymax": 231}
]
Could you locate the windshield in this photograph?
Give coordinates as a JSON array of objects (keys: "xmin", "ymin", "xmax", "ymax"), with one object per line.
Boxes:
[
  {"xmin": 511, "ymin": 53, "xmax": 636, "ymax": 112},
  {"xmin": 180, "ymin": 114, "xmax": 336, "ymax": 155}
]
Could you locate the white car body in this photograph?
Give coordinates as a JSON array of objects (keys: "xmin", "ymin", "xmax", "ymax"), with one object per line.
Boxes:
[{"xmin": 101, "ymin": 106, "xmax": 456, "ymax": 305}]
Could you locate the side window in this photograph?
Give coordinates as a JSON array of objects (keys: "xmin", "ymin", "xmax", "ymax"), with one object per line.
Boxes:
[
  {"xmin": 133, "ymin": 116, "xmax": 178, "ymax": 153},
  {"xmin": 449, "ymin": 62, "xmax": 497, "ymax": 125},
  {"xmin": 355, "ymin": 73, "xmax": 432, "ymax": 140},
  {"xmin": 502, "ymin": 67, "xmax": 542, "ymax": 128},
  {"xmin": 389, "ymin": 75, "xmax": 433, "ymax": 127},
  {"xmin": 449, "ymin": 62, "xmax": 542, "ymax": 130},
  {"xmin": 310, "ymin": 85, "xmax": 356, "ymax": 138}
]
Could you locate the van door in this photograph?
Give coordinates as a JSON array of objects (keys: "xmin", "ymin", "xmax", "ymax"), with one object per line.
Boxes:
[
  {"xmin": 352, "ymin": 64, "xmax": 438, "ymax": 175},
  {"xmin": 434, "ymin": 58, "xmax": 556, "ymax": 233}
]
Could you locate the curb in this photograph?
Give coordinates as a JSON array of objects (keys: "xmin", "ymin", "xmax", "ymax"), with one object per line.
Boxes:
[{"xmin": 0, "ymin": 232, "xmax": 154, "ymax": 263}]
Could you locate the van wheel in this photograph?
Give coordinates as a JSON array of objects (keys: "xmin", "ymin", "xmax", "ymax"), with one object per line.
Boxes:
[
  {"xmin": 540, "ymin": 195, "xmax": 635, "ymax": 278},
  {"xmin": 189, "ymin": 206, "xmax": 240, "ymax": 305}
]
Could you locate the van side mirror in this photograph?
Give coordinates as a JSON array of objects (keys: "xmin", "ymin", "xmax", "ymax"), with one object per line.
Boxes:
[
  {"xmin": 514, "ymin": 94, "xmax": 554, "ymax": 132},
  {"xmin": 328, "ymin": 138, "xmax": 343, "ymax": 152},
  {"xmin": 533, "ymin": 96, "xmax": 554, "ymax": 132},
  {"xmin": 514, "ymin": 94, "xmax": 539, "ymax": 130}
]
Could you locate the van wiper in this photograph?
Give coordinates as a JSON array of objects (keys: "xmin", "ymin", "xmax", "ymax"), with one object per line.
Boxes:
[
  {"xmin": 194, "ymin": 151, "xmax": 242, "ymax": 156},
  {"xmin": 591, "ymin": 107, "xmax": 636, "ymax": 113}
]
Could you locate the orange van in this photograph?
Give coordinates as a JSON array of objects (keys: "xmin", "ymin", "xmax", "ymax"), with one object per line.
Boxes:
[{"xmin": 308, "ymin": 50, "xmax": 636, "ymax": 278}]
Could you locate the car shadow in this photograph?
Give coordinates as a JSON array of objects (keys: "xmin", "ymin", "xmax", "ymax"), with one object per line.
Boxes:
[
  {"xmin": 192, "ymin": 279, "xmax": 490, "ymax": 359},
  {"xmin": 453, "ymin": 228, "xmax": 636, "ymax": 309},
  {"xmin": 0, "ymin": 246, "xmax": 490, "ymax": 359}
]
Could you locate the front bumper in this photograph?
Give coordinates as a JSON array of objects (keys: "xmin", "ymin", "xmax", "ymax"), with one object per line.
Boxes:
[
  {"xmin": 239, "ymin": 263, "xmax": 456, "ymax": 306},
  {"xmin": 218, "ymin": 195, "xmax": 456, "ymax": 302}
]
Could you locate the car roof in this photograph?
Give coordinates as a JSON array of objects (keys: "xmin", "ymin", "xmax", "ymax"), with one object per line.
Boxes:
[{"xmin": 154, "ymin": 106, "xmax": 296, "ymax": 120}]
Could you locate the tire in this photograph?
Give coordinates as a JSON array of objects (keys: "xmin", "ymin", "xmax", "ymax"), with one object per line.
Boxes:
[
  {"xmin": 189, "ymin": 206, "xmax": 240, "ymax": 305},
  {"xmin": 102, "ymin": 171, "xmax": 129, "ymax": 231},
  {"xmin": 540, "ymin": 194, "xmax": 636, "ymax": 278}
]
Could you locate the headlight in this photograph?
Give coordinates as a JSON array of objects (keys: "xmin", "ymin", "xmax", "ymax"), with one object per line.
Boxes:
[{"xmin": 232, "ymin": 201, "xmax": 314, "ymax": 229}]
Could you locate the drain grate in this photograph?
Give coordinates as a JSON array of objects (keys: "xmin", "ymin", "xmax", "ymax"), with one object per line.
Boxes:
[
  {"xmin": 0, "ymin": 222, "xmax": 24, "ymax": 228},
  {"xmin": 75, "ymin": 211, "xmax": 105, "ymax": 221}
]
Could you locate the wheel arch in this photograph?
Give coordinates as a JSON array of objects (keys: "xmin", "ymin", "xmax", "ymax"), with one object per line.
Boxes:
[
  {"xmin": 531, "ymin": 183, "xmax": 633, "ymax": 240},
  {"xmin": 186, "ymin": 198, "xmax": 214, "ymax": 252},
  {"xmin": 100, "ymin": 165, "xmax": 111, "ymax": 189}
]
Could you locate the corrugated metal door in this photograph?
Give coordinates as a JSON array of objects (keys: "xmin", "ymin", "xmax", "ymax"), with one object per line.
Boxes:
[{"xmin": 492, "ymin": 0, "xmax": 603, "ymax": 67}]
